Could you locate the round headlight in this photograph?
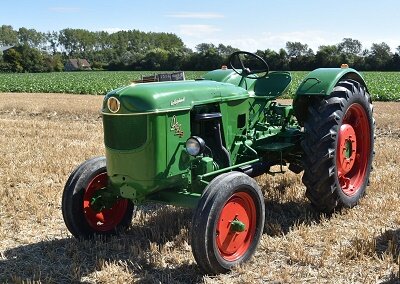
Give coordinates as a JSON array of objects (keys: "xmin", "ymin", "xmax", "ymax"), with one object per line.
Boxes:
[
  {"xmin": 107, "ymin": 97, "xmax": 120, "ymax": 113},
  {"xmin": 186, "ymin": 136, "xmax": 206, "ymax": 156}
]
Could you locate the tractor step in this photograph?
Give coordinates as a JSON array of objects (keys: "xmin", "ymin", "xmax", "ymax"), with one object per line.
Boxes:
[{"xmin": 255, "ymin": 142, "xmax": 295, "ymax": 152}]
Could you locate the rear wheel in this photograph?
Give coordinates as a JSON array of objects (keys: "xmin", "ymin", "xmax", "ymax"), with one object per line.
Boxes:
[
  {"xmin": 62, "ymin": 156, "xmax": 134, "ymax": 238},
  {"xmin": 301, "ymin": 80, "xmax": 374, "ymax": 213},
  {"xmin": 191, "ymin": 172, "xmax": 265, "ymax": 274}
]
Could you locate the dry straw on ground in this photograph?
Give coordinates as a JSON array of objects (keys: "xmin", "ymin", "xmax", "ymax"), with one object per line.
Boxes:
[{"xmin": 0, "ymin": 93, "xmax": 399, "ymax": 283}]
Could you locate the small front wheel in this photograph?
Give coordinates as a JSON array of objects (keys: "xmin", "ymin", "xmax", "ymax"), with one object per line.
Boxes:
[
  {"xmin": 62, "ymin": 157, "xmax": 134, "ymax": 238},
  {"xmin": 191, "ymin": 172, "xmax": 265, "ymax": 274}
]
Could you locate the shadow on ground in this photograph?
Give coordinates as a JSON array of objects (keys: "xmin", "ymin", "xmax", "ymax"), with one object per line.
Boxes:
[
  {"xmin": 263, "ymin": 199, "xmax": 323, "ymax": 236},
  {"xmin": 1, "ymin": 196, "xmax": 327, "ymax": 283},
  {"xmin": 0, "ymin": 205, "xmax": 203, "ymax": 283}
]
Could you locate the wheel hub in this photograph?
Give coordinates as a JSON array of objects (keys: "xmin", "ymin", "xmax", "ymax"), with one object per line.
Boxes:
[
  {"xmin": 337, "ymin": 124, "xmax": 357, "ymax": 175},
  {"xmin": 230, "ymin": 218, "xmax": 246, "ymax": 232},
  {"xmin": 216, "ymin": 192, "xmax": 256, "ymax": 260}
]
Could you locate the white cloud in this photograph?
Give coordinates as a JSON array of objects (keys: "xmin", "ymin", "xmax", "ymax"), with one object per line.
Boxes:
[
  {"xmin": 182, "ymin": 30, "xmax": 344, "ymax": 52},
  {"xmin": 182, "ymin": 30, "xmax": 399, "ymax": 53},
  {"xmin": 238, "ymin": 31, "xmax": 343, "ymax": 52},
  {"xmin": 49, "ymin": 7, "xmax": 81, "ymax": 13},
  {"xmin": 166, "ymin": 12, "xmax": 224, "ymax": 19},
  {"xmin": 356, "ymin": 37, "xmax": 399, "ymax": 52},
  {"xmin": 176, "ymin": 25, "xmax": 221, "ymax": 37}
]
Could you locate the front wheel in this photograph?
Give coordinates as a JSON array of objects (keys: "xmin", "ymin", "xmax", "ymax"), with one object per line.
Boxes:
[
  {"xmin": 301, "ymin": 80, "xmax": 374, "ymax": 213},
  {"xmin": 62, "ymin": 156, "xmax": 135, "ymax": 238},
  {"xmin": 191, "ymin": 172, "xmax": 265, "ymax": 274}
]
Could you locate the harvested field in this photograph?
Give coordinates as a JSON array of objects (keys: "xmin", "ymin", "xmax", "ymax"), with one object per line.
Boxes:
[{"xmin": 0, "ymin": 93, "xmax": 399, "ymax": 283}]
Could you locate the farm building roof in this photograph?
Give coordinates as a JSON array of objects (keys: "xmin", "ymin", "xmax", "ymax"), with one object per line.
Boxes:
[
  {"xmin": 64, "ymin": 59, "xmax": 92, "ymax": 71},
  {"xmin": 0, "ymin": 45, "xmax": 14, "ymax": 52}
]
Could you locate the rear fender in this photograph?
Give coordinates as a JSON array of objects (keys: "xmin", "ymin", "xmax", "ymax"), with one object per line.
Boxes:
[{"xmin": 293, "ymin": 68, "xmax": 368, "ymax": 124}]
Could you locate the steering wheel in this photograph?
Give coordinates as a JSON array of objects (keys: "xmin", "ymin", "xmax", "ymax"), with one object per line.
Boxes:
[{"xmin": 228, "ymin": 51, "xmax": 269, "ymax": 79}]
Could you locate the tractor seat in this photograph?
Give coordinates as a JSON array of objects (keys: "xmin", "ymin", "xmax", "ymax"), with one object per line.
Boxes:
[{"xmin": 252, "ymin": 71, "xmax": 292, "ymax": 98}]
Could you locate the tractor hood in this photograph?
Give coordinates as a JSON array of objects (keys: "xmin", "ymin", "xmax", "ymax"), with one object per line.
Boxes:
[{"xmin": 102, "ymin": 80, "xmax": 249, "ymax": 114}]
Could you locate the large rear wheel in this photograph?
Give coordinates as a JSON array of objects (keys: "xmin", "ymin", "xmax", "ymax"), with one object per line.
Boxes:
[
  {"xmin": 62, "ymin": 157, "xmax": 134, "ymax": 238},
  {"xmin": 191, "ymin": 172, "xmax": 265, "ymax": 274},
  {"xmin": 301, "ymin": 80, "xmax": 374, "ymax": 213}
]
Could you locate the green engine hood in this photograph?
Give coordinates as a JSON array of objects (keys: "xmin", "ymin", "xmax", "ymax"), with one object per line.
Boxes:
[{"xmin": 103, "ymin": 80, "xmax": 249, "ymax": 114}]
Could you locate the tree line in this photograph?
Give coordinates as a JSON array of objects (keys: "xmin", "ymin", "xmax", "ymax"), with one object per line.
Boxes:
[{"xmin": 0, "ymin": 25, "xmax": 399, "ymax": 72}]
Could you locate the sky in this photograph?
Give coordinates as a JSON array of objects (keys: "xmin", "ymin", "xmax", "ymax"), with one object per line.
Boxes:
[{"xmin": 1, "ymin": 0, "xmax": 399, "ymax": 52}]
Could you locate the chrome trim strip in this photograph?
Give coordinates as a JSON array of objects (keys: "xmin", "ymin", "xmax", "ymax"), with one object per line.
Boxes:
[{"xmin": 102, "ymin": 107, "xmax": 191, "ymax": 116}]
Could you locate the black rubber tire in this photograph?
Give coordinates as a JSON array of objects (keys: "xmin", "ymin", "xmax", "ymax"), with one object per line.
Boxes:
[
  {"xmin": 191, "ymin": 172, "xmax": 265, "ymax": 274},
  {"xmin": 62, "ymin": 156, "xmax": 134, "ymax": 238},
  {"xmin": 301, "ymin": 79, "xmax": 374, "ymax": 213}
]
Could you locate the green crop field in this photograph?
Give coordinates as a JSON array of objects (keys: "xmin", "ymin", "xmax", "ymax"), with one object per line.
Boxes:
[
  {"xmin": 362, "ymin": 72, "xmax": 400, "ymax": 101},
  {"xmin": 0, "ymin": 71, "xmax": 399, "ymax": 101}
]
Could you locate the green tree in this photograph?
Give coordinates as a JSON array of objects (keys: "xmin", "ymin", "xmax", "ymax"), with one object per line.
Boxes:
[
  {"xmin": 45, "ymin": 31, "xmax": 59, "ymax": 55},
  {"xmin": 390, "ymin": 45, "xmax": 400, "ymax": 71},
  {"xmin": 0, "ymin": 25, "xmax": 18, "ymax": 46},
  {"xmin": 196, "ymin": 43, "xmax": 217, "ymax": 54},
  {"xmin": 94, "ymin": 31, "xmax": 111, "ymax": 51},
  {"xmin": 315, "ymin": 45, "xmax": 340, "ymax": 67},
  {"xmin": 58, "ymin": 28, "xmax": 96, "ymax": 55},
  {"xmin": 43, "ymin": 53, "xmax": 64, "ymax": 72},
  {"xmin": 256, "ymin": 49, "xmax": 289, "ymax": 70},
  {"xmin": 338, "ymin": 38, "xmax": 362, "ymax": 56},
  {"xmin": 2, "ymin": 45, "xmax": 48, "ymax": 72},
  {"xmin": 121, "ymin": 50, "xmax": 144, "ymax": 69},
  {"xmin": 277, "ymin": 48, "xmax": 289, "ymax": 70},
  {"xmin": 286, "ymin": 42, "xmax": 314, "ymax": 70},
  {"xmin": 3, "ymin": 48, "xmax": 23, "ymax": 72},
  {"xmin": 217, "ymin": 44, "xmax": 239, "ymax": 60},
  {"xmin": 152, "ymin": 32, "xmax": 184, "ymax": 51},
  {"xmin": 166, "ymin": 47, "xmax": 190, "ymax": 70},
  {"xmin": 193, "ymin": 43, "xmax": 223, "ymax": 70},
  {"xmin": 141, "ymin": 48, "xmax": 169, "ymax": 70},
  {"xmin": 18, "ymin": 27, "xmax": 45, "ymax": 48},
  {"xmin": 286, "ymin": 41, "xmax": 313, "ymax": 58},
  {"xmin": 367, "ymin": 42, "xmax": 392, "ymax": 70},
  {"xmin": 337, "ymin": 38, "xmax": 362, "ymax": 67},
  {"xmin": 17, "ymin": 45, "xmax": 45, "ymax": 72}
]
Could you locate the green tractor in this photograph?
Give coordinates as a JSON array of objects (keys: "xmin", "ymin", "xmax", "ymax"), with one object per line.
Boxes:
[{"xmin": 62, "ymin": 51, "xmax": 374, "ymax": 274}]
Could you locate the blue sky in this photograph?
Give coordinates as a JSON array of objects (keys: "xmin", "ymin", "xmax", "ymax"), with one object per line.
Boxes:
[{"xmin": 1, "ymin": 0, "xmax": 399, "ymax": 52}]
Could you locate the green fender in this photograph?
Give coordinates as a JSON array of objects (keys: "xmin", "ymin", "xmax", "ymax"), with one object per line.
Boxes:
[
  {"xmin": 295, "ymin": 67, "xmax": 367, "ymax": 96},
  {"xmin": 293, "ymin": 67, "xmax": 368, "ymax": 124}
]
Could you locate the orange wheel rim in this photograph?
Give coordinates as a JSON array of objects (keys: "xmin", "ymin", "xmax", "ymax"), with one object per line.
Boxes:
[
  {"xmin": 83, "ymin": 172, "xmax": 128, "ymax": 231},
  {"xmin": 216, "ymin": 191, "xmax": 257, "ymax": 261},
  {"xmin": 336, "ymin": 103, "xmax": 371, "ymax": 196}
]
